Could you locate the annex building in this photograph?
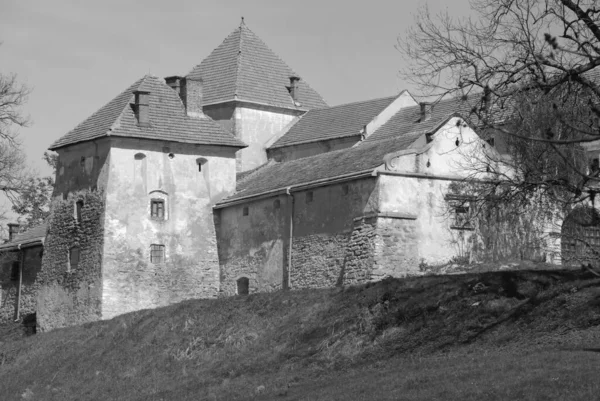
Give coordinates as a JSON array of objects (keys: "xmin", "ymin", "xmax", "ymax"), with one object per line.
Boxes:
[{"xmin": 0, "ymin": 22, "xmax": 567, "ymax": 331}]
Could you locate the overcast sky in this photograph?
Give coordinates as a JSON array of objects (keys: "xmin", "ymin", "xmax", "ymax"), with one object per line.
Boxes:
[{"xmin": 0, "ymin": 0, "xmax": 471, "ymax": 176}]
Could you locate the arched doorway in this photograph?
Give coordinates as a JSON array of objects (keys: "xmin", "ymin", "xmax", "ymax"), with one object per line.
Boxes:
[
  {"xmin": 236, "ymin": 277, "xmax": 249, "ymax": 295},
  {"xmin": 561, "ymin": 206, "xmax": 600, "ymax": 267}
]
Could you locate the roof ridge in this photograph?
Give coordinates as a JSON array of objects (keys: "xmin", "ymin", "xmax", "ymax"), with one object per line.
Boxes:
[
  {"xmin": 317, "ymin": 94, "xmax": 398, "ymax": 111},
  {"xmin": 233, "ymin": 24, "xmax": 244, "ymax": 100}
]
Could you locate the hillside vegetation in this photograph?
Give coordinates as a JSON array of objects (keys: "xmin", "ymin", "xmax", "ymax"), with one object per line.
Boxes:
[{"xmin": 2, "ymin": 266, "xmax": 600, "ymax": 400}]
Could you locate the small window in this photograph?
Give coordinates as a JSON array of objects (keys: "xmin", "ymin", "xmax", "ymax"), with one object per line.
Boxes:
[
  {"xmin": 306, "ymin": 191, "xmax": 314, "ymax": 204},
  {"xmin": 273, "ymin": 199, "xmax": 281, "ymax": 209},
  {"xmin": 342, "ymin": 184, "xmax": 349, "ymax": 195},
  {"xmin": 134, "ymin": 153, "xmax": 146, "ymax": 160},
  {"xmin": 150, "ymin": 244, "xmax": 165, "ymax": 264},
  {"xmin": 69, "ymin": 247, "xmax": 80, "ymax": 271},
  {"xmin": 10, "ymin": 261, "xmax": 19, "ymax": 281},
  {"xmin": 453, "ymin": 206, "xmax": 472, "ymax": 229},
  {"xmin": 237, "ymin": 277, "xmax": 249, "ymax": 295},
  {"xmin": 151, "ymin": 199, "xmax": 165, "ymax": 220},
  {"xmin": 75, "ymin": 200, "xmax": 84, "ymax": 223},
  {"xmin": 243, "ymin": 206, "xmax": 249, "ymax": 216},
  {"xmin": 196, "ymin": 158, "xmax": 208, "ymax": 172}
]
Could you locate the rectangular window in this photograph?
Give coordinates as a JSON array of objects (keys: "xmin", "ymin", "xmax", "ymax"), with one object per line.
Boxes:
[
  {"xmin": 10, "ymin": 261, "xmax": 19, "ymax": 281},
  {"xmin": 150, "ymin": 244, "xmax": 165, "ymax": 264},
  {"xmin": 306, "ymin": 191, "xmax": 314, "ymax": 204},
  {"xmin": 151, "ymin": 199, "xmax": 165, "ymax": 220},
  {"xmin": 242, "ymin": 206, "xmax": 249, "ymax": 216},
  {"xmin": 69, "ymin": 247, "xmax": 80, "ymax": 271},
  {"xmin": 76, "ymin": 200, "xmax": 83, "ymax": 223},
  {"xmin": 453, "ymin": 206, "xmax": 472, "ymax": 229},
  {"xmin": 342, "ymin": 184, "xmax": 349, "ymax": 195}
]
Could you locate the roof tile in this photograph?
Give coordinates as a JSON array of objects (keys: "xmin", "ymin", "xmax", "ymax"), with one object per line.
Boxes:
[
  {"xmin": 49, "ymin": 76, "xmax": 246, "ymax": 150},
  {"xmin": 269, "ymin": 96, "xmax": 397, "ymax": 149},
  {"xmin": 220, "ymin": 133, "xmax": 421, "ymax": 204},
  {"xmin": 187, "ymin": 23, "xmax": 328, "ymax": 110}
]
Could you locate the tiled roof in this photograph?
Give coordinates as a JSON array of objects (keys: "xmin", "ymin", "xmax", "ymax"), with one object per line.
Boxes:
[
  {"xmin": 187, "ymin": 23, "xmax": 328, "ymax": 110},
  {"xmin": 269, "ymin": 96, "xmax": 397, "ymax": 149},
  {"xmin": 49, "ymin": 76, "xmax": 246, "ymax": 150},
  {"xmin": 0, "ymin": 223, "xmax": 47, "ymax": 251},
  {"xmin": 219, "ymin": 133, "xmax": 422, "ymax": 204},
  {"xmin": 365, "ymin": 96, "xmax": 477, "ymax": 143}
]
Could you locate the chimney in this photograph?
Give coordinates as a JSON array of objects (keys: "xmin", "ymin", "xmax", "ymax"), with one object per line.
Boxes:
[
  {"xmin": 134, "ymin": 90, "xmax": 151, "ymax": 126},
  {"xmin": 7, "ymin": 223, "xmax": 19, "ymax": 242},
  {"xmin": 165, "ymin": 76, "xmax": 182, "ymax": 96},
  {"xmin": 180, "ymin": 77, "xmax": 203, "ymax": 118},
  {"xmin": 420, "ymin": 102, "xmax": 433, "ymax": 122},
  {"xmin": 289, "ymin": 76, "xmax": 300, "ymax": 103}
]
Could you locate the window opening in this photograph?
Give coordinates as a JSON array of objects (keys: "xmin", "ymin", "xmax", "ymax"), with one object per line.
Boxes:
[
  {"xmin": 342, "ymin": 184, "xmax": 349, "ymax": 195},
  {"xmin": 306, "ymin": 191, "xmax": 314, "ymax": 204},
  {"xmin": 151, "ymin": 199, "xmax": 165, "ymax": 220},
  {"xmin": 69, "ymin": 247, "xmax": 80, "ymax": 271},
  {"xmin": 453, "ymin": 206, "xmax": 471, "ymax": 229},
  {"xmin": 10, "ymin": 261, "xmax": 19, "ymax": 281},
  {"xmin": 243, "ymin": 206, "xmax": 249, "ymax": 216},
  {"xmin": 76, "ymin": 200, "xmax": 84, "ymax": 223},
  {"xmin": 274, "ymin": 199, "xmax": 281, "ymax": 209},
  {"xmin": 150, "ymin": 244, "xmax": 165, "ymax": 264},
  {"xmin": 237, "ymin": 277, "xmax": 249, "ymax": 295}
]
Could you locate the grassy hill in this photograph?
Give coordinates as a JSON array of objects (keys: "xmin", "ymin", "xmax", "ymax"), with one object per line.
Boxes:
[{"xmin": 2, "ymin": 266, "xmax": 600, "ymax": 400}]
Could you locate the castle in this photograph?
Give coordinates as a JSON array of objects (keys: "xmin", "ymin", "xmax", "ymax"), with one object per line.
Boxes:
[{"xmin": 0, "ymin": 22, "xmax": 571, "ymax": 331}]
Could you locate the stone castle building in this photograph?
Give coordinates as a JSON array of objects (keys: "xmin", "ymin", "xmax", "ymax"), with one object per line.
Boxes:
[{"xmin": 0, "ymin": 22, "xmax": 569, "ymax": 331}]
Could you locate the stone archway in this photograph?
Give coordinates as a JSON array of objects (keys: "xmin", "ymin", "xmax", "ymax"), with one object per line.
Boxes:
[{"xmin": 561, "ymin": 206, "xmax": 600, "ymax": 267}]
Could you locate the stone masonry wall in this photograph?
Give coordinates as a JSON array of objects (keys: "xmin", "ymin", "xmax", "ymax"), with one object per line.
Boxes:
[
  {"xmin": 216, "ymin": 195, "xmax": 289, "ymax": 296},
  {"xmin": 342, "ymin": 216, "xmax": 377, "ymax": 286},
  {"xmin": 0, "ymin": 246, "xmax": 43, "ymax": 324},
  {"xmin": 36, "ymin": 191, "xmax": 105, "ymax": 332},
  {"xmin": 290, "ymin": 232, "xmax": 350, "ymax": 288},
  {"xmin": 371, "ymin": 216, "xmax": 420, "ymax": 278}
]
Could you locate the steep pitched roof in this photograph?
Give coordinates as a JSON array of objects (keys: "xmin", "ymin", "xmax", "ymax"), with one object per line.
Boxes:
[
  {"xmin": 187, "ymin": 23, "xmax": 328, "ymax": 110},
  {"xmin": 218, "ymin": 133, "xmax": 422, "ymax": 204},
  {"xmin": 49, "ymin": 76, "xmax": 246, "ymax": 150},
  {"xmin": 0, "ymin": 223, "xmax": 47, "ymax": 251},
  {"xmin": 365, "ymin": 96, "xmax": 477, "ymax": 143},
  {"xmin": 269, "ymin": 96, "xmax": 397, "ymax": 149}
]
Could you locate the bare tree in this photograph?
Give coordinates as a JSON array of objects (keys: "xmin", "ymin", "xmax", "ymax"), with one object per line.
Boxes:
[
  {"xmin": 398, "ymin": 0, "xmax": 600, "ymax": 264},
  {"xmin": 0, "ymin": 50, "xmax": 34, "ymax": 230}
]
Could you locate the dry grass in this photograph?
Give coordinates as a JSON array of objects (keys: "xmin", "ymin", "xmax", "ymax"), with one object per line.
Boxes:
[{"xmin": 1, "ymin": 266, "xmax": 600, "ymax": 400}]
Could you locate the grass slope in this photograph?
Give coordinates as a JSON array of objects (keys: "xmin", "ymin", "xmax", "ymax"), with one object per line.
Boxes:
[{"xmin": 2, "ymin": 267, "xmax": 600, "ymax": 400}]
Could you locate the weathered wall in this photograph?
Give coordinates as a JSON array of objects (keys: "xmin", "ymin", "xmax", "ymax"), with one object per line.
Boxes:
[
  {"xmin": 290, "ymin": 179, "xmax": 378, "ymax": 288},
  {"xmin": 102, "ymin": 138, "xmax": 237, "ymax": 319},
  {"xmin": 234, "ymin": 104, "xmax": 300, "ymax": 172},
  {"xmin": 216, "ymin": 195, "xmax": 289, "ymax": 296},
  {"xmin": 203, "ymin": 103, "xmax": 235, "ymax": 136},
  {"xmin": 267, "ymin": 136, "xmax": 359, "ymax": 163},
  {"xmin": 0, "ymin": 246, "xmax": 43, "ymax": 324},
  {"xmin": 37, "ymin": 139, "xmax": 111, "ymax": 331},
  {"xmin": 37, "ymin": 191, "xmax": 106, "ymax": 332}
]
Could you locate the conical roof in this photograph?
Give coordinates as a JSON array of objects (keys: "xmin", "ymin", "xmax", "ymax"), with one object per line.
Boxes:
[{"xmin": 187, "ymin": 22, "xmax": 328, "ymax": 110}]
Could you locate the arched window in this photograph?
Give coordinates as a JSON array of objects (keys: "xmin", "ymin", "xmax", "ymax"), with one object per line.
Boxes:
[
  {"xmin": 134, "ymin": 153, "xmax": 146, "ymax": 160},
  {"xmin": 148, "ymin": 190, "xmax": 168, "ymax": 221},
  {"xmin": 237, "ymin": 277, "xmax": 249, "ymax": 295}
]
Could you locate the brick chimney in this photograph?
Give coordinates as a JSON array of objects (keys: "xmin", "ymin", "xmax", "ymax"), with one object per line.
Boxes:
[
  {"xmin": 7, "ymin": 223, "xmax": 19, "ymax": 242},
  {"xmin": 180, "ymin": 77, "xmax": 203, "ymax": 118},
  {"xmin": 165, "ymin": 76, "xmax": 182, "ymax": 96},
  {"xmin": 289, "ymin": 76, "xmax": 300, "ymax": 103},
  {"xmin": 420, "ymin": 102, "xmax": 433, "ymax": 122},
  {"xmin": 134, "ymin": 90, "xmax": 151, "ymax": 126}
]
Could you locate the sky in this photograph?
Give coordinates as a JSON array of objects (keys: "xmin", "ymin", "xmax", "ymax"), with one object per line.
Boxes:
[{"xmin": 0, "ymin": 0, "xmax": 471, "ymax": 177}]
